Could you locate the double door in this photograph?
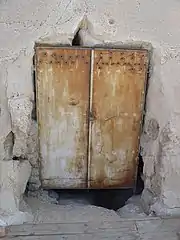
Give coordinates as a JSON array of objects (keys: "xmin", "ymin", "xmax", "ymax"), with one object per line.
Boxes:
[{"xmin": 35, "ymin": 47, "xmax": 148, "ymax": 189}]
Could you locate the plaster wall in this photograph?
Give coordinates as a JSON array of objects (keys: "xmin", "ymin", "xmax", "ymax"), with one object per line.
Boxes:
[{"xmin": 0, "ymin": 0, "xmax": 180, "ymax": 221}]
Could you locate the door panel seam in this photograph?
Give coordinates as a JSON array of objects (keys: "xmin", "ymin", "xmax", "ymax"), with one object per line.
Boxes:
[{"xmin": 87, "ymin": 49, "xmax": 94, "ymax": 188}]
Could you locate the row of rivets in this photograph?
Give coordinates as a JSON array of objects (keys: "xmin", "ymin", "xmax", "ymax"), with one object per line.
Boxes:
[
  {"xmin": 96, "ymin": 62, "xmax": 145, "ymax": 67},
  {"xmin": 38, "ymin": 60, "xmax": 89, "ymax": 64},
  {"xmin": 40, "ymin": 52, "xmax": 146, "ymax": 61},
  {"xmin": 98, "ymin": 51, "xmax": 145, "ymax": 55},
  {"xmin": 96, "ymin": 53, "xmax": 147, "ymax": 68},
  {"xmin": 40, "ymin": 52, "xmax": 89, "ymax": 59},
  {"xmin": 39, "ymin": 52, "xmax": 90, "ymax": 64},
  {"xmin": 38, "ymin": 54, "xmax": 147, "ymax": 69},
  {"xmin": 96, "ymin": 61, "xmax": 146, "ymax": 66},
  {"xmin": 98, "ymin": 56, "xmax": 137, "ymax": 61}
]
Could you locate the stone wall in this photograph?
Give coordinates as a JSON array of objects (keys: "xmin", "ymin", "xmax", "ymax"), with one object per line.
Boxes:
[{"xmin": 0, "ymin": 0, "xmax": 180, "ymax": 221}]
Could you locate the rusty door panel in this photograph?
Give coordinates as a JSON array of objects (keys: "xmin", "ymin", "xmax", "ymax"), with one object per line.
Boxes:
[
  {"xmin": 36, "ymin": 47, "xmax": 90, "ymax": 188},
  {"xmin": 89, "ymin": 49, "xmax": 148, "ymax": 188}
]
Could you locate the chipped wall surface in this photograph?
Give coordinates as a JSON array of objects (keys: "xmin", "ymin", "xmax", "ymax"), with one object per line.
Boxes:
[{"xmin": 0, "ymin": 0, "xmax": 180, "ymax": 218}]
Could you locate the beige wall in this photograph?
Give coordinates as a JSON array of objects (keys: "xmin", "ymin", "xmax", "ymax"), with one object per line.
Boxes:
[{"xmin": 0, "ymin": 0, "xmax": 180, "ymax": 217}]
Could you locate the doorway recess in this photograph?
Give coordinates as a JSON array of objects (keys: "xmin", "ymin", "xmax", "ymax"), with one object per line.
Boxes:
[{"xmin": 35, "ymin": 46, "xmax": 148, "ymax": 190}]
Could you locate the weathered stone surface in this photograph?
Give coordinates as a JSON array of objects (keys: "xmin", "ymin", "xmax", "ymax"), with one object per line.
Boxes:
[
  {"xmin": 0, "ymin": 160, "xmax": 33, "ymax": 226},
  {"xmin": 28, "ymin": 168, "xmax": 40, "ymax": 185},
  {"xmin": 140, "ymin": 188, "xmax": 156, "ymax": 215},
  {"xmin": 9, "ymin": 98, "xmax": 33, "ymax": 158},
  {"xmin": 117, "ymin": 196, "xmax": 147, "ymax": 218},
  {"xmin": 0, "ymin": 226, "xmax": 7, "ymax": 237},
  {"xmin": 3, "ymin": 132, "xmax": 14, "ymax": 161},
  {"xmin": 159, "ymin": 116, "xmax": 180, "ymax": 208},
  {"xmin": 0, "ymin": 211, "xmax": 33, "ymax": 227},
  {"xmin": 25, "ymin": 196, "xmax": 121, "ymax": 224},
  {"xmin": 5, "ymin": 217, "xmax": 180, "ymax": 239},
  {"xmin": 0, "ymin": 63, "xmax": 12, "ymax": 162},
  {"xmin": 39, "ymin": 34, "xmax": 72, "ymax": 46},
  {"xmin": 27, "ymin": 120, "xmax": 39, "ymax": 167},
  {"xmin": 79, "ymin": 29, "xmax": 103, "ymax": 46},
  {"xmin": 0, "ymin": 160, "xmax": 31, "ymax": 212},
  {"xmin": 150, "ymin": 200, "xmax": 180, "ymax": 217},
  {"xmin": 141, "ymin": 114, "xmax": 180, "ymax": 215},
  {"xmin": 27, "ymin": 120, "xmax": 41, "ymax": 191},
  {"xmin": 26, "ymin": 121, "xmax": 41, "ymax": 192},
  {"xmin": 31, "ymin": 190, "xmax": 59, "ymax": 205},
  {"xmin": 6, "ymin": 52, "xmax": 34, "ymax": 99}
]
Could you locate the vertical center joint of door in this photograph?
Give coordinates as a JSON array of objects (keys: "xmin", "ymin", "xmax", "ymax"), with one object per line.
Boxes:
[{"xmin": 87, "ymin": 49, "xmax": 94, "ymax": 188}]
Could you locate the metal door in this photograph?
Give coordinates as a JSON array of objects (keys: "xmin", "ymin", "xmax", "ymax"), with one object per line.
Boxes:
[
  {"xmin": 36, "ymin": 47, "xmax": 148, "ymax": 189},
  {"xmin": 35, "ymin": 47, "xmax": 90, "ymax": 188},
  {"xmin": 88, "ymin": 49, "xmax": 148, "ymax": 188}
]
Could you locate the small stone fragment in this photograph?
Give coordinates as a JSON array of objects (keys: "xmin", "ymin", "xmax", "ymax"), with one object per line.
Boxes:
[{"xmin": 0, "ymin": 226, "xmax": 7, "ymax": 238}]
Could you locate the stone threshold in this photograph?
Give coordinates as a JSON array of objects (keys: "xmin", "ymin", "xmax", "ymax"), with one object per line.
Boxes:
[{"xmin": 3, "ymin": 216, "xmax": 180, "ymax": 239}]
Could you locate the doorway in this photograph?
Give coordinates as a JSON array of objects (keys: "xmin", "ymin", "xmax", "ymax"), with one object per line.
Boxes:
[{"xmin": 35, "ymin": 46, "xmax": 148, "ymax": 190}]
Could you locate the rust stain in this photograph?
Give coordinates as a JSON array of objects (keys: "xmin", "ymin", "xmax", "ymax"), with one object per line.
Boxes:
[
  {"xmin": 36, "ymin": 47, "xmax": 148, "ymax": 190},
  {"xmin": 89, "ymin": 49, "xmax": 148, "ymax": 189},
  {"xmin": 36, "ymin": 47, "xmax": 90, "ymax": 188}
]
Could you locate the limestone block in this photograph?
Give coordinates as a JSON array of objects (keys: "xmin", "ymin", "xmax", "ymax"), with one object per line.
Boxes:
[
  {"xmin": 3, "ymin": 132, "xmax": 14, "ymax": 161},
  {"xmin": 0, "ymin": 160, "xmax": 31, "ymax": 213},
  {"xmin": 38, "ymin": 34, "xmax": 72, "ymax": 46},
  {"xmin": 79, "ymin": 29, "xmax": 103, "ymax": 47},
  {"xmin": 117, "ymin": 196, "xmax": 147, "ymax": 218},
  {"xmin": 8, "ymin": 97, "xmax": 33, "ymax": 158},
  {"xmin": 141, "ymin": 115, "xmax": 180, "ymax": 215},
  {"xmin": 27, "ymin": 120, "xmax": 39, "ymax": 167},
  {"xmin": 0, "ymin": 226, "xmax": 7, "ymax": 237},
  {"xmin": 6, "ymin": 53, "xmax": 34, "ymax": 99},
  {"xmin": 141, "ymin": 188, "xmax": 157, "ymax": 214},
  {"xmin": 30, "ymin": 190, "xmax": 59, "ymax": 205},
  {"xmin": 27, "ymin": 120, "xmax": 41, "ymax": 191},
  {"xmin": 0, "ymin": 211, "xmax": 33, "ymax": 226},
  {"xmin": 28, "ymin": 168, "xmax": 40, "ymax": 184},
  {"xmin": 158, "ymin": 115, "xmax": 180, "ymax": 208},
  {"xmin": 28, "ymin": 167, "xmax": 41, "ymax": 192},
  {"xmin": 150, "ymin": 200, "xmax": 180, "ymax": 217},
  {"xmin": 0, "ymin": 190, "xmax": 17, "ymax": 213},
  {"xmin": 0, "ymin": 63, "xmax": 12, "ymax": 161}
]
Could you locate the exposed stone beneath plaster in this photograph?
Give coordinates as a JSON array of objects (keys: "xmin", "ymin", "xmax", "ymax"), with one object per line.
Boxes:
[
  {"xmin": 27, "ymin": 120, "xmax": 39, "ymax": 167},
  {"xmin": 26, "ymin": 120, "xmax": 41, "ymax": 194},
  {"xmin": 9, "ymin": 97, "xmax": 33, "ymax": 158},
  {"xmin": 117, "ymin": 196, "xmax": 147, "ymax": 218},
  {"xmin": 3, "ymin": 132, "xmax": 14, "ymax": 161},
  {"xmin": 141, "ymin": 114, "xmax": 180, "ymax": 216},
  {"xmin": 0, "ymin": 63, "xmax": 12, "ymax": 162},
  {"xmin": 159, "ymin": 115, "xmax": 180, "ymax": 208},
  {"xmin": 38, "ymin": 34, "xmax": 72, "ymax": 46},
  {"xmin": 0, "ymin": 160, "xmax": 31, "ymax": 212},
  {"xmin": 0, "ymin": 160, "xmax": 33, "ymax": 226},
  {"xmin": 79, "ymin": 29, "xmax": 103, "ymax": 46}
]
